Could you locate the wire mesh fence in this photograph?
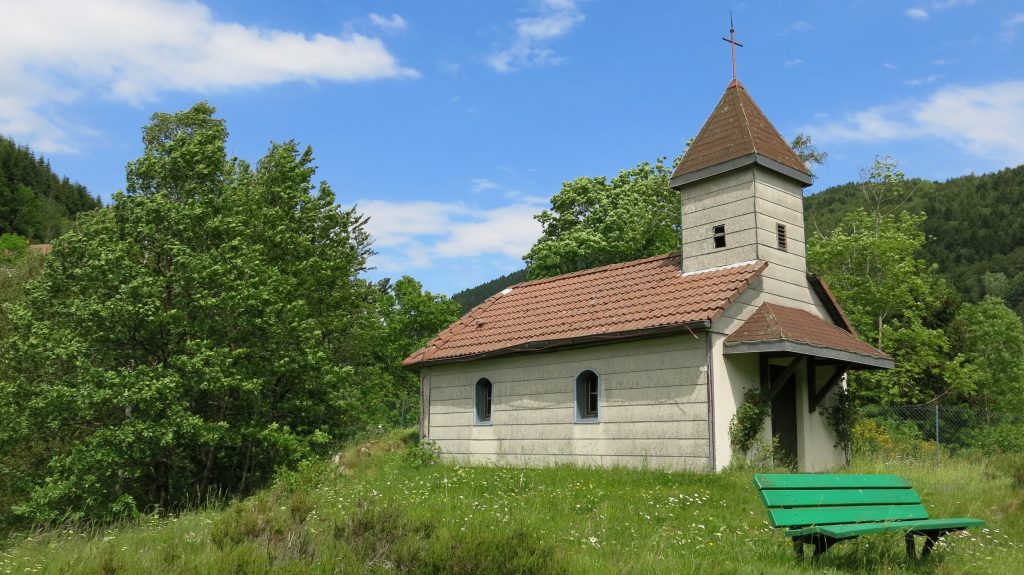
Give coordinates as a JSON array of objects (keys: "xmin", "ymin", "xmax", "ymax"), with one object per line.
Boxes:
[{"xmin": 854, "ymin": 402, "xmax": 1024, "ymax": 459}]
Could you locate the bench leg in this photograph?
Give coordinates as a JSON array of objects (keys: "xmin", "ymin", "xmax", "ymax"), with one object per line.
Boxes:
[
  {"xmin": 905, "ymin": 533, "xmax": 916, "ymax": 560},
  {"xmin": 921, "ymin": 530, "xmax": 941, "ymax": 558},
  {"xmin": 812, "ymin": 535, "xmax": 833, "ymax": 557},
  {"xmin": 792, "ymin": 537, "xmax": 804, "ymax": 558}
]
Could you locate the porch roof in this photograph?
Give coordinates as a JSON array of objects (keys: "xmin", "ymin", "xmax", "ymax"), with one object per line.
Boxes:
[{"xmin": 723, "ymin": 302, "xmax": 894, "ymax": 369}]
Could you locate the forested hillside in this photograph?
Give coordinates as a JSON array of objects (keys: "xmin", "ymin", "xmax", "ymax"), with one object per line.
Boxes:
[
  {"xmin": 451, "ymin": 268, "xmax": 528, "ymax": 312},
  {"xmin": 806, "ymin": 164, "xmax": 1024, "ymax": 314},
  {"xmin": 0, "ymin": 136, "xmax": 101, "ymax": 242}
]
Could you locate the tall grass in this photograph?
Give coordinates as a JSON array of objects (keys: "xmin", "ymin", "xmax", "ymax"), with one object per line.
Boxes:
[{"xmin": 1, "ymin": 430, "xmax": 1021, "ymax": 574}]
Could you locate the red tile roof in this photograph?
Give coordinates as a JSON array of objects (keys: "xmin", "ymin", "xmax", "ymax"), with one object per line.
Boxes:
[
  {"xmin": 404, "ymin": 255, "xmax": 767, "ymax": 368},
  {"xmin": 671, "ymin": 80, "xmax": 811, "ymax": 184},
  {"xmin": 724, "ymin": 302, "xmax": 890, "ymax": 362},
  {"xmin": 808, "ymin": 273, "xmax": 856, "ymax": 336}
]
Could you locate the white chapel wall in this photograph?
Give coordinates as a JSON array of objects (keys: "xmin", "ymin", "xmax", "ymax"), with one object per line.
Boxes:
[
  {"xmin": 796, "ymin": 364, "xmax": 846, "ymax": 471},
  {"xmin": 423, "ymin": 335, "xmax": 712, "ymax": 471},
  {"xmin": 709, "ymin": 332, "xmax": 758, "ymax": 470}
]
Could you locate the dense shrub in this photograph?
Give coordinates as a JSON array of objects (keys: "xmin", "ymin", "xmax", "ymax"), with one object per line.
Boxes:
[
  {"xmin": 852, "ymin": 418, "xmax": 936, "ymax": 460},
  {"xmin": 729, "ymin": 388, "xmax": 771, "ymax": 458},
  {"xmin": 965, "ymin": 423, "xmax": 1024, "ymax": 454}
]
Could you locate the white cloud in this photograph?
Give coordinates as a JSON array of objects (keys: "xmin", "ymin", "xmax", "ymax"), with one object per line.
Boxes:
[
  {"xmin": 487, "ymin": 0, "xmax": 585, "ymax": 73},
  {"xmin": 810, "ymin": 106, "xmax": 913, "ymax": 142},
  {"xmin": 906, "ymin": 8, "xmax": 930, "ymax": 20},
  {"xmin": 807, "ymin": 81, "xmax": 1024, "ymax": 165},
  {"xmin": 883, "ymin": 62, "xmax": 899, "ymax": 70},
  {"xmin": 471, "ymin": 178, "xmax": 499, "ymax": 192},
  {"xmin": 435, "ymin": 204, "xmax": 543, "ymax": 258},
  {"xmin": 357, "ymin": 198, "xmax": 545, "ymax": 271},
  {"xmin": 0, "ymin": 0, "xmax": 418, "ymax": 152},
  {"xmin": 785, "ymin": 58, "xmax": 805, "ymax": 68},
  {"xmin": 369, "ymin": 13, "xmax": 408, "ymax": 31}
]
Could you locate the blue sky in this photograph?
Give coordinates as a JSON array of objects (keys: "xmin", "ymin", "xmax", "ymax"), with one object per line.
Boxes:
[{"xmin": 3, "ymin": 1, "xmax": 1023, "ymax": 296}]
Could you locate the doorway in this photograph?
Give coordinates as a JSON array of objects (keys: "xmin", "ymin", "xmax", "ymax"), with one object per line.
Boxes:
[{"xmin": 769, "ymin": 364, "xmax": 798, "ymax": 466}]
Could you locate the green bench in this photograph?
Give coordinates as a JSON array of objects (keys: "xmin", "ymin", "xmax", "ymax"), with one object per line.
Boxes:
[{"xmin": 753, "ymin": 473, "xmax": 984, "ymax": 559}]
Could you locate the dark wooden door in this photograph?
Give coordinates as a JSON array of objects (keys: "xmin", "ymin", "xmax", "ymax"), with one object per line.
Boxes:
[{"xmin": 769, "ymin": 364, "xmax": 798, "ymax": 466}]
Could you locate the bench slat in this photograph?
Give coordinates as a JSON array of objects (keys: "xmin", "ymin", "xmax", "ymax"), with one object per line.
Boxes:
[
  {"xmin": 761, "ymin": 488, "xmax": 922, "ymax": 508},
  {"xmin": 785, "ymin": 517, "xmax": 986, "ymax": 540},
  {"xmin": 768, "ymin": 504, "xmax": 929, "ymax": 528},
  {"xmin": 754, "ymin": 474, "xmax": 911, "ymax": 490}
]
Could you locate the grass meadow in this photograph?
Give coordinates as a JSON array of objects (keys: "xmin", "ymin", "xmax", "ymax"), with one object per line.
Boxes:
[{"xmin": 1, "ymin": 430, "xmax": 1021, "ymax": 574}]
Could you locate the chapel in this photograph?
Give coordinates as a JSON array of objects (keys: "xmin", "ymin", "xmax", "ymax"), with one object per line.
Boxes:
[{"xmin": 403, "ymin": 73, "xmax": 892, "ymax": 472}]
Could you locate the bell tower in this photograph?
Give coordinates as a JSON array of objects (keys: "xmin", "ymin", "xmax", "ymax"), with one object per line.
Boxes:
[{"xmin": 670, "ymin": 80, "xmax": 812, "ymax": 297}]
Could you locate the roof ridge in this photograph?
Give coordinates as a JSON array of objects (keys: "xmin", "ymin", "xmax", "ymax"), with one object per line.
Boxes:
[
  {"xmin": 738, "ymin": 86, "xmax": 803, "ymax": 170},
  {"xmin": 760, "ymin": 301, "xmax": 785, "ymax": 340},
  {"xmin": 733, "ymin": 83, "xmax": 758, "ymax": 157},
  {"xmin": 680, "ymin": 258, "xmax": 763, "ymax": 277}
]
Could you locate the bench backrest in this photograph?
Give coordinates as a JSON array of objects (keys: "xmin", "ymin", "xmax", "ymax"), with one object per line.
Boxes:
[{"xmin": 753, "ymin": 474, "xmax": 930, "ymax": 528}]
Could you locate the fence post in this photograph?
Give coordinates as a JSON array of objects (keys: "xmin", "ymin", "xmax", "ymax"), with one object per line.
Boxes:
[{"xmin": 935, "ymin": 402, "xmax": 940, "ymax": 463}]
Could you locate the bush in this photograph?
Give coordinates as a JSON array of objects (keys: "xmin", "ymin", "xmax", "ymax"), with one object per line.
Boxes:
[
  {"xmin": 728, "ymin": 388, "xmax": 770, "ymax": 457},
  {"xmin": 965, "ymin": 423, "xmax": 1024, "ymax": 454},
  {"xmin": 823, "ymin": 386, "xmax": 855, "ymax": 458},
  {"xmin": 403, "ymin": 439, "xmax": 442, "ymax": 467},
  {"xmin": 337, "ymin": 500, "xmax": 567, "ymax": 575},
  {"xmin": 984, "ymin": 453, "xmax": 1024, "ymax": 490},
  {"xmin": 853, "ymin": 417, "xmax": 936, "ymax": 460}
]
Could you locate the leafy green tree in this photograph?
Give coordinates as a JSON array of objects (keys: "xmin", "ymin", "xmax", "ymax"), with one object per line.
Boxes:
[
  {"xmin": 524, "ymin": 159, "xmax": 679, "ymax": 279},
  {"xmin": 808, "ymin": 208, "xmax": 939, "ymax": 348},
  {"xmin": 808, "ymin": 157, "xmax": 966, "ymax": 404},
  {"xmin": 790, "ymin": 132, "xmax": 827, "ymax": 176},
  {"xmin": 0, "ymin": 102, "xmax": 375, "ymax": 522},
  {"xmin": 354, "ymin": 277, "xmax": 461, "ymax": 427},
  {"xmin": 859, "ymin": 155, "xmax": 912, "ymax": 224},
  {"xmin": 948, "ymin": 296, "xmax": 1024, "ymax": 420}
]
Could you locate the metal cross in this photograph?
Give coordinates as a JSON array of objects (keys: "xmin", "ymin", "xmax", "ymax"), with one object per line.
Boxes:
[{"xmin": 722, "ymin": 12, "xmax": 743, "ymax": 81}]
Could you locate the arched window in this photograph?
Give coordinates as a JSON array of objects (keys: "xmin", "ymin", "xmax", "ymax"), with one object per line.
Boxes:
[
  {"xmin": 475, "ymin": 378, "xmax": 493, "ymax": 424},
  {"xmin": 575, "ymin": 370, "xmax": 600, "ymax": 422}
]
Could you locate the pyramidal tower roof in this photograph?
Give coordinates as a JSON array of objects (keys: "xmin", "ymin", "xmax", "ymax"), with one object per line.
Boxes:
[{"xmin": 670, "ymin": 80, "xmax": 812, "ymax": 188}]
